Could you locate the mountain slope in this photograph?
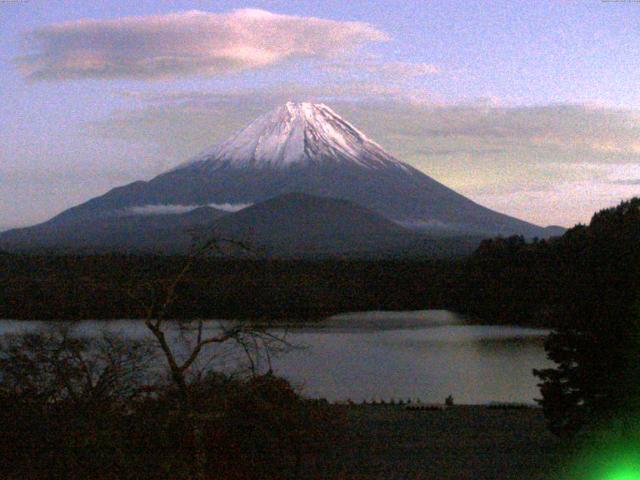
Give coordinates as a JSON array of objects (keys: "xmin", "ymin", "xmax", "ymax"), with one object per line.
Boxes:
[
  {"xmin": 200, "ymin": 192, "xmax": 480, "ymax": 257},
  {"xmin": 0, "ymin": 193, "xmax": 481, "ymax": 257},
  {"xmin": 42, "ymin": 102, "xmax": 552, "ymax": 237},
  {"xmin": 0, "ymin": 206, "xmax": 227, "ymax": 253},
  {"xmin": 0, "ymin": 102, "xmax": 561, "ymax": 254},
  {"xmin": 204, "ymin": 192, "xmax": 414, "ymax": 256}
]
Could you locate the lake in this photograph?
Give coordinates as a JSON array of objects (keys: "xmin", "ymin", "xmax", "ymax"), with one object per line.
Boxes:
[{"xmin": 0, "ymin": 310, "xmax": 550, "ymax": 405}]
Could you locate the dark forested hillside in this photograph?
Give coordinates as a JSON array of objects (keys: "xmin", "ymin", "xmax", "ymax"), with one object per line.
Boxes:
[
  {"xmin": 454, "ymin": 197, "xmax": 640, "ymax": 328},
  {"xmin": 1, "ymin": 198, "xmax": 637, "ymax": 325},
  {"xmin": 529, "ymin": 201, "xmax": 640, "ymax": 437},
  {"xmin": 0, "ymin": 256, "xmax": 458, "ymax": 321}
]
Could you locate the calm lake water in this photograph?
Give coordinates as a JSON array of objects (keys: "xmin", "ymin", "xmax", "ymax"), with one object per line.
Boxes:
[{"xmin": 0, "ymin": 310, "xmax": 550, "ymax": 404}]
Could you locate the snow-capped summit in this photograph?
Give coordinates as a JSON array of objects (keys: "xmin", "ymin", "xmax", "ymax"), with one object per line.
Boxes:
[
  {"xmin": 185, "ymin": 102, "xmax": 408, "ymax": 170},
  {"xmin": 6, "ymin": 102, "xmax": 556, "ymax": 244}
]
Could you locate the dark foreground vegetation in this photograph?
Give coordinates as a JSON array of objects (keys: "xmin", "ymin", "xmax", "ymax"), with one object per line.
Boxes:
[
  {"xmin": 0, "ymin": 198, "xmax": 638, "ymax": 479},
  {"xmin": 0, "ymin": 327, "xmax": 566, "ymax": 480},
  {"xmin": 532, "ymin": 199, "xmax": 640, "ymax": 440},
  {"xmin": 326, "ymin": 405, "xmax": 564, "ymax": 480},
  {"xmin": 0, "ymin": 329, "xmax": 341, "ymax": 480}
]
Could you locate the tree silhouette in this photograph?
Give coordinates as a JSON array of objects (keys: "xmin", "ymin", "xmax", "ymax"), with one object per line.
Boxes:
[
  {"xmin": 127, "ymin": 236, "xmax": 290, "ymax": 480},
  {"xmin": 534, "ymin": 198, "xmax": 640, "ymax": 436}
]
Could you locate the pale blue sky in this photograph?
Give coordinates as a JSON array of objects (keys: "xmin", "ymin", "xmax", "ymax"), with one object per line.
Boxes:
[{"xmin": 1, "ymin": 0, "xmax": 639, "ymax": 229}]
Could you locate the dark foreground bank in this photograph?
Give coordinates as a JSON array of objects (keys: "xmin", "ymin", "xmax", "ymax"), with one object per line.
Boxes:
[{"xmin": 317, "ymin": 405, "xmax": 565, "ymax": 480}]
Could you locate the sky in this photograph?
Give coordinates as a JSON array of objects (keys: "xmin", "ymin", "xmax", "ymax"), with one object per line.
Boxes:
[{"xmin": 1, "ymin": 0, "xmax": 639, "ymax": 230}]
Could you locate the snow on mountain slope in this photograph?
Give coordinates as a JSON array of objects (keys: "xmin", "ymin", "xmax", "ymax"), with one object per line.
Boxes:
[
  {"xmin": 2, "ymin": 101, "xmax": 557, "ymax": 243},
  {"xmin": 182, "ymin": 102, "xmax": 409, "ymax": 171}
]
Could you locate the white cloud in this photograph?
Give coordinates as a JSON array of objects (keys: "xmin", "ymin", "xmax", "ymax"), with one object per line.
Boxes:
[
  {"xmin": 208, "ymin": 202, "xmax": 252, "ymax": 212},
  {"xmin": 324, "ymin": 60, "xmax": 441, "ymax": 78},
  {"xmin": 127, "ymin": 204, "xmax": 198, "ymax": 215},
  {"xmin": 126, "ymin": 202, "xmax": 252, "ymax": 215},
  {"xmin": 111, "ymin": 81, "xmax": 442, "ymax": 114},
  {"xmin": 17, "ymin": 9, "xmax": 388, "ymax": 81}
]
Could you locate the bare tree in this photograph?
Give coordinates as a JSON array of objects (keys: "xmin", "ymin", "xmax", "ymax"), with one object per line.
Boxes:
[
  {"xmin": 126, "ymin": 237, "xmax": 291, "ymax": 480},
  {"xmin": 0, "ymin": 325, "xmax": 157, "ymax": 409}
]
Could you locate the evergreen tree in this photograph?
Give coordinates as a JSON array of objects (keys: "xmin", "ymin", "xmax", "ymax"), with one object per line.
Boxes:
[{"xmin": 534, "ymin": 198, "xmax": 640, "ymax": 436}]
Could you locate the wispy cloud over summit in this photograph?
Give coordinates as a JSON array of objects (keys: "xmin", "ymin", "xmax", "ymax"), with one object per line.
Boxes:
[
  {"xmin": 323, "ymin": 60, "xmax": 441, "ymax": 79},
  {"xmin": 16, "ymin": 9, "xmax": 388, "ymax": 81}
]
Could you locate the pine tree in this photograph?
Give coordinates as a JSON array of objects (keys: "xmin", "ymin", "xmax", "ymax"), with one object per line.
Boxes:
[{"xmin": 534, "ymin": 198, "xmax": 640, "ymax": 436}]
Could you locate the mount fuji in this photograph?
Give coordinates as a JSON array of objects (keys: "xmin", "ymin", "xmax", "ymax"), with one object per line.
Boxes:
[{"xmin": 0, "ymin": 102, "xmax": 561, "ymax": 255}]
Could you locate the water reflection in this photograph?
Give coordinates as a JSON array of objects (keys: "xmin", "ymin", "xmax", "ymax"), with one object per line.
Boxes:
[{"xmin": 0, "ymin": 311, "xmax": 550, "ymax": 404}]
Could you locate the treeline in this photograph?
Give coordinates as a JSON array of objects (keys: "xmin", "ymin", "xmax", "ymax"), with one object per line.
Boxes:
[
  {"xmin": 0, "ymin": 256, "xmax": 459, "ymax": 321},
  {"xmin": 2, "ymin": 198, "xmax": 638, "ymax": 327},
  {"xmin": 455, "ymin": 198, "xmax": 640, "ymax": 329}
]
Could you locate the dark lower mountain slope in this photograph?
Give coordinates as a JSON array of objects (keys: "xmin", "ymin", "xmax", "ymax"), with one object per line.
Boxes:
[
  {"xmin": 0, "ymin": 193, "xmax": 481, "ymax": 257},
  {"xmin": 200, "ymin": 192, "xmax": 481, "ymax": 258},
  {"xmin": 48, "ymin": 161, "xmax": 550, "ymax": 239},
  {"xmin": 0, "ymin": 206, "xmax": 227, "ymax": 253}
]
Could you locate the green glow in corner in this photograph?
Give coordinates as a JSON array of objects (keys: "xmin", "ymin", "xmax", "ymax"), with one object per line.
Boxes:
[
  {"xmin": 602, "ymin": 449, "xmax": 640, "ymax": 480},
  {"xmin": 601, "ymin": 457, "xmax": 640, "ymax": 480},
  {"xmin": 604, "ymin": 466, "xmax": 640, "ymax": 480},
  {"xmin": 575, "ymin": 452, "xmax": 640, "ymax": 480},
  {"xmin": 561, "ymin": 424, "xmax": 640, "ymax": 480}
]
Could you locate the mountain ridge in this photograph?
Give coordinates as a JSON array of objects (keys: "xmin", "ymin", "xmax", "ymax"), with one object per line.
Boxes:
[
  {"xmin": 0, "ymin": 192, "xmax": 483, "ymax": 257},
  {"xmin": 0, "ymin": 102, "xmax": 564, "ymax": 254}
]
